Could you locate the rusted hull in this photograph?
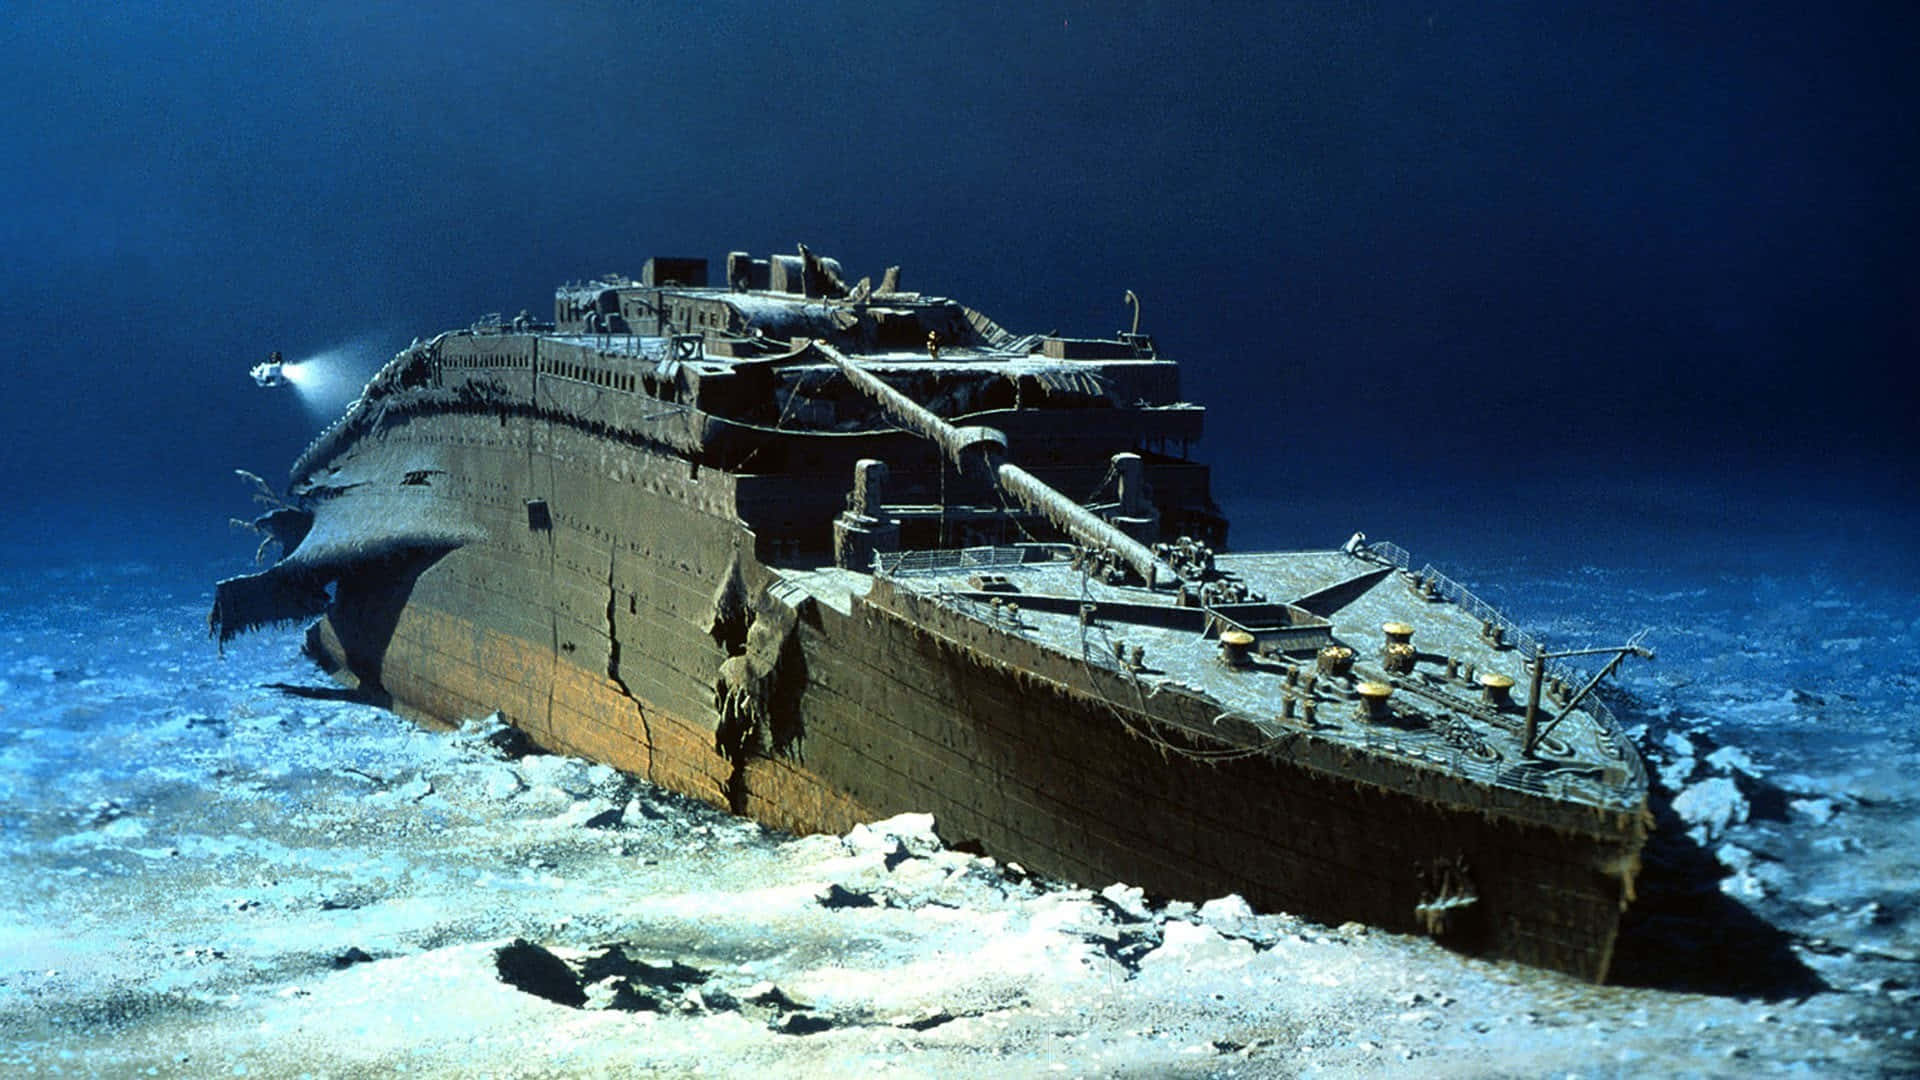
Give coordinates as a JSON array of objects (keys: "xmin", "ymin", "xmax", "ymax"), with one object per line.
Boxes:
[
  {"xmin": 787, "ymin": 594, "xmax": 1642, "ymax": 981},
  {"xmin": 306, "ymin": 530, "xmax": 1642, "ymax": 981}
]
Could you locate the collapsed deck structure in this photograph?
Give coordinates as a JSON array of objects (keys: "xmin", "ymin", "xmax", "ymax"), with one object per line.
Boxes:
[{"xmin": 214, "ymin": 246, "xmax": 1651, "ymax": 980}]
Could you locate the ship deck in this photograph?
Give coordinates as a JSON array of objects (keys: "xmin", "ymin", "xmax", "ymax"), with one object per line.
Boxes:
[{"xmin": 782, "ymin": 544, "xmax": 1647, "ymax": 813}]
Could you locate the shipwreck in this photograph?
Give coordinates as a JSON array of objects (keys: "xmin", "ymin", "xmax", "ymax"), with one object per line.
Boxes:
[{"xmin": 214, "ymin": 245, "xmax": 1652, "ymax": 980}]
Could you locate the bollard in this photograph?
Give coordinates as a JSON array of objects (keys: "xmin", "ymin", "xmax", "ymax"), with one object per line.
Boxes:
[
  {"xmin": 1317, "ymin": 645, "xmax": 1355, "ymax": 677},
  {"xmin": 1479, "ymin": 671, "xmax": 1516, "ymax": 708},
  {"xmin": 1219, "ymin": 629, "xmax": 1255, "ymax": 668},
  {"xmin": 1356, "ymin": 681, "xmax": 1394, "ymax": 722}
]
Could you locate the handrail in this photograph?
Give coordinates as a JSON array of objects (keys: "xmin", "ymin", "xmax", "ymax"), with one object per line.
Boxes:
[{"xmin": 876, "ymin": 546, "xmax": 1034, "ymax": 576}]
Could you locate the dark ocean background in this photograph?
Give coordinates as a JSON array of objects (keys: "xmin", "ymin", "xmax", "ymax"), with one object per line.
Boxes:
[
  {"xmin": 1, "ymin": 2, "xmax": 1912, "ymax": 570},
  {"xmin": 2, "ymin": 5, "xmax": 1918, "ymax": 1073}
]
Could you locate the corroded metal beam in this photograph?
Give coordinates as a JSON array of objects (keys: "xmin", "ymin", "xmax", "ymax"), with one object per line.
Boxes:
[{"xmin": 815, "ymin": 341, "xmax": 1174, "ymax": 588}]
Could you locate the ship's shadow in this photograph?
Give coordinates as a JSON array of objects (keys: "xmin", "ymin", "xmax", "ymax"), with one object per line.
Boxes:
[
  {"xmin": 1608, "ymin": 802, "xmax": 1821, "ymax": 999},
  {"xmin": 258, "ymin": 548, "xmax": 452, "ymax": 712},
  {"xmin": 266, "ymin": 681, "xmax": 392, "ymax": 708},
  {"xmin": 1606, "ymin": 718, "xmax": 1825, "ymax": 999}
]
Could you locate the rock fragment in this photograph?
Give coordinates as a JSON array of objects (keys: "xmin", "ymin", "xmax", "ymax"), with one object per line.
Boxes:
[
  {"xmin": 846, "ymin": 812, "xmax": 942, "ymax": 867},
  {"xmin": 1706, "ymin": 745, "xmax": 1765, "ymax": 779},
  {"xmin": 494, "ymin": 939, "xmax": 586, "ymax": 1008},
  {"xmin": 816, "ymin": 882, "xmax": 878, "ymax": 909},
  {"xmin": 1198, "ymin": 893, "xmax": 1255, "ymax": 926},
  {"xmin": 1672, "ymin": 776, "xmax": 1750, "ymax": 841},
  {"xmin": 1789, "ymin": 797, "xmax": 1837, "ymax": 825},
  {"xmin": 893, "ymin": 1008, "xmax": 956, "ymax": 1031},
  {"xmin": 772, "ymin": 1012, "xmax": 835, "ymax": 1035},
  {"xmin": 484, "ymin": 724, "xmax": 537, "ymax": 760},
  {"xmin": 1098, "ymin": 882, "xmax": 1151, "ymax": 921},
  {"xmin": 331, "ymin": 946, "xmax": 374, "ymax": 969},
  {"xmin": 743, "ymin": 981, "xmax": 807, "ymax": 1010}
]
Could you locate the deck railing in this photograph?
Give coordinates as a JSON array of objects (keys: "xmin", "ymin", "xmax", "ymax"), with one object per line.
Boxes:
[
  {"xmin": 1361, "ymin": 541, "xmax": 1647, "ymax": 797},
  {"xmin": 876, "ymin": 546, "xmax": 1037, "ymax": 576}
]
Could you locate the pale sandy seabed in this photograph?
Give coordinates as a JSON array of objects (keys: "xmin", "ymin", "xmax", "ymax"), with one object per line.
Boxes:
[{"xmin": 0, "ymin": 557, "xmax": 1913, "ymax": 1078}]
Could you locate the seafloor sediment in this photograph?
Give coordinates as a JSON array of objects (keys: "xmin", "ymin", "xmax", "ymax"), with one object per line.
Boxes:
[{"xmin": 0, "ymin": 548, "xmax": 1913, "ymax": 1077}]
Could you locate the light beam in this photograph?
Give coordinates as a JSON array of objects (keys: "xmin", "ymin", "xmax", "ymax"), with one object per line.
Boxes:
[{"xmin": 276, "ymin": 339, "xmax": 385, "ymax": 420}]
